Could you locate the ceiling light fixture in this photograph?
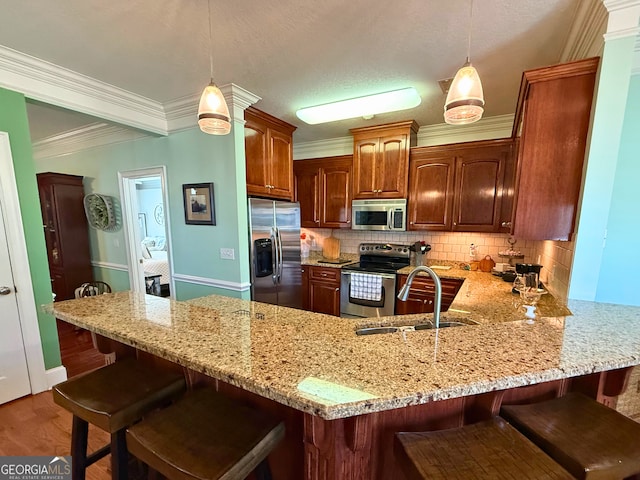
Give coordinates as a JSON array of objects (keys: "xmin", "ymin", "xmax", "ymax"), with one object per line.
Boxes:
[
  {"xmin": 296, "ymin": 87, "xmax": 421, "ymax": 125},
  {"xmin": 197, "ymin": 0, "xmax": 231, "ymax": 135},
  {"xmin": 444, "ymin": 0, "xmax": 484, "ymax": 125}
]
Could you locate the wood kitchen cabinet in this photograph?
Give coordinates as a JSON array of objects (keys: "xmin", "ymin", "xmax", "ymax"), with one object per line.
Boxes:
[
  {"xmin": 511, "ymin": 57, "xmax": 599, "ymax": 240},
  {"xmin": 407, "ymin": 153, "xmax": 455, "ymax": 230},
  {"xmin": 302, "ymin": 265, "xmax": 341, "ymax": 316},
  {"xmin": 394, "ymin": 274, "xmax": 464, "ymax": 315},
  {"xmin": 452, "ymin": 141, "xmax": 512, "ymax": 232},
  {"xmin": 351, "ymin": 120, "xmax": 418, "ymax": 199},
  {"xmin": 37, "ymin": 172, "xmax": 93, "ymax": 301},
  {"xmin": 408, "ymin": 139, "xmax": 514, "ymax": 232},
  {"xmin": 244, "ymin": 106, "xmax": 297, "ymax": 201},
  {"xmin": 294, "ymin": 156, "xmax": 352, "ymax": 229}
]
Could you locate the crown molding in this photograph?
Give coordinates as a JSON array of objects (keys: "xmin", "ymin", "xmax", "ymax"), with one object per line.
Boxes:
[
  {"xmin": 293, "ymin": 114, "xmax": 515, "ymax": 160},
  {"xmin": 165, "ymin": 83, "xmax": 261, "ymax": 132},
  {"xmin": 0, "ymin": 45, "xmax": 168, "ymax": 135},
  {"xmin": 561, "ymin": 0, "xmax": 607, "ymax": 61},
  {"xmin": 293, "ymin": 136, "xmax": 353, "ymax": 160},
  {"xmin": 32, "ymin": 123, "xmax": 148, "ymax": 160},
  {"xmin": 603, "ymin": 0, "xmax": 640, "ymax": 38},
  {"xmin": 222, "ymin": 83, "xmax": 262, "ymax": 122},
  {"xmin": 416, "ymin": 114, "xmax": 514, "ymax": 146}
]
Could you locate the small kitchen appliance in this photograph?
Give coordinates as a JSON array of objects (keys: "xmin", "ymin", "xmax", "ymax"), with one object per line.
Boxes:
[{"xmin": 340, "ymin": 243, "xmax": 411, "ymax": 318}]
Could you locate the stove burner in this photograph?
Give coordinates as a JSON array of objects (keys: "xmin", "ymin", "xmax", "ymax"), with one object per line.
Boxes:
[{"xmin": 342, "ymin": 243, "xmax": 412, "ymax": 274}]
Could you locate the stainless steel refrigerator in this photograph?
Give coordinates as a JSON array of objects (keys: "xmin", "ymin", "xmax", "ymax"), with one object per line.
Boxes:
[{"xmin": 248, "ymin": 198, "xmax": 302, "ymax": 309}]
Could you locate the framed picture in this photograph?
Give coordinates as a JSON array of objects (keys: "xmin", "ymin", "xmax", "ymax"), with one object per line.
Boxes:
[{"xmin": 182, "ymin": 183, "xmax": 216, "ymax": 225}]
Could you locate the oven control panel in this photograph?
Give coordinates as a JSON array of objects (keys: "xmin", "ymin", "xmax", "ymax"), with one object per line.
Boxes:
[{"xmin": 358, "ymin": 243, "xmax": 411, "ymax": 258}]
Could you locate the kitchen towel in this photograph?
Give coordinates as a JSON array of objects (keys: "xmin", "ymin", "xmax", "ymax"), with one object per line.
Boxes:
[{"xmin": 350, "ymin": 273, "xmax": 383, "ymax": 302}]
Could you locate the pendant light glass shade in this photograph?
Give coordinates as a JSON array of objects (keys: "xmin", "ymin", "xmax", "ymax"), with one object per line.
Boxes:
[
  {"xmin": 444, "ymin": 61, "xmax": 484, "ymax": 125},
  {"xmin": 197, "ymin": 0, "xmax": 231, "ymax": 135},
  {"xmin": 198, "ymin": 82, "xmax": 231, "ymax": 135}
]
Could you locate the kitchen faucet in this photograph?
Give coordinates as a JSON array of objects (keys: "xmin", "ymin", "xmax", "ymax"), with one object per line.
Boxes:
[{"xmin": 396, "ymin": 266, "xmax": 442, "ymax": 329}]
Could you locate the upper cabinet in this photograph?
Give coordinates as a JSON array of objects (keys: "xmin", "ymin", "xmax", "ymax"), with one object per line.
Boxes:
[
  {"xmin": 294, "ymin": 155, "xmax": 352, "ymax": 229},
  {"xmin": 511, "ymin": 57, "xmax": 599, "ymax": 241},
  {"xmin": 407, "ymin": 151, "xmax": 455, "ymax": 231},
  {"xmin": 408, "ymin": 140, "xmax": 514, "ymax": 233},
  {"xmin": 350, "ymin": 120, "xmax": 418, "ymax": 199},
  {"xmin": 244, "ymin": 106, "xmax": 297, "ymax": 201}
]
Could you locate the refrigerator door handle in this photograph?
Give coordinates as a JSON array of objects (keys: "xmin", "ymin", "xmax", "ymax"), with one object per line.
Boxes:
[
  {"xmin": 275, "ymin": 227, "xmax": 284, "ymax": 282},
  {"xmin": 271, "ymin": 228, "xmax": 279, "ymax": 284}
]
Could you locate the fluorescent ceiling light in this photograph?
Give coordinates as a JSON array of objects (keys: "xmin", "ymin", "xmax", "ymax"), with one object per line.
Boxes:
[{"xmin": 296, "ymin": 87, "xmax": 421, "ymax": 125}]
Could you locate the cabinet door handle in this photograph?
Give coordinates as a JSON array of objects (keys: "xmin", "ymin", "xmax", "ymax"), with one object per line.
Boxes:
[
  {"xmin": 501, "ymin": 221, "xmax": 512, "ymax": 227},
  {"xmin": 0, "ymin": 286, "xmax": 12, "ymax": 295},
  {"xmin": 410, "ymin": 221, "xmax": 414, "ymax": 225},
  {"xmin": 335, "ymin": 288, "xmax": 339, "ymax": 292}
]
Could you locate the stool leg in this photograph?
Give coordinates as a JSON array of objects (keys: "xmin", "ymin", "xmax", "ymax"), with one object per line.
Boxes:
[
  {"xmin": 110, "ymin": 429, "xmax": 128, "ymax": 480},
  {"xmin": 71, "ymin": 416, "xmax": 88, "ymax": 480},
  {"xmin": 253, "ymin": 459, "xmax": 273, "ymax": 480}
]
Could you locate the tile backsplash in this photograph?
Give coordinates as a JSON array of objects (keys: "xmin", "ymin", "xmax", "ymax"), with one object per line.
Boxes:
[
  {"xmin": 531, "ymin": 240, "xmax": 575, "ymax": 303},
  {"xmin": 301, "ymin": 229, "xmax": 575, "ymax": 305},
  {"xmin": 301, "ymin": 228, "xmax": 537, "ymax": 264}
]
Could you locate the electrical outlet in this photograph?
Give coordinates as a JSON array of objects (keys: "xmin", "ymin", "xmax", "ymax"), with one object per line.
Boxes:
[{"xmin": 220, "ymin": 248, "xmax": 235, "ymax": 260}]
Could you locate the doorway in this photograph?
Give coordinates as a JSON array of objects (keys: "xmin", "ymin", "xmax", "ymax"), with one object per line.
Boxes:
[
  {"xmin": 0, "ymin": 131, "xmax": 48, "ymax": 403},
  {"xmin": 118, "ymin": 167, "xmax": 173, "ymax": 298}
]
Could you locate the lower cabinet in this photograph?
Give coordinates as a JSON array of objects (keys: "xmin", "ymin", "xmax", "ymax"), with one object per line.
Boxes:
[
  {"xmin": 301, "ymin": 265, "xmax": 341, "ymax": 316},
  {"xmin": 395, "ymin": 275, "xmax": 464, "ymax": 315}
]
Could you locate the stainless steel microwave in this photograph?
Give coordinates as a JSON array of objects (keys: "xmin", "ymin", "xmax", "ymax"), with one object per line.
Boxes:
[{"xmin": 351, "ymin": 199, "xmax": 407, "ymax": 231}]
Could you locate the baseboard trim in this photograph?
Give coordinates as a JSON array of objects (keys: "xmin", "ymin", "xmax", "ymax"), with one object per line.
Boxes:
[{"xmin": 45, "ymin": 365, "xmax": 67, "ymax": 390}]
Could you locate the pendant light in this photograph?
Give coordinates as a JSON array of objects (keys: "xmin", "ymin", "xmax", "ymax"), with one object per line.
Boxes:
[
  {"xmin": 197, "ymin": 0, "xmax": 231, "ymax": 135},
  {"xmin": 444, "ymin": 0, "xmax": 484, "ymax": 125}
]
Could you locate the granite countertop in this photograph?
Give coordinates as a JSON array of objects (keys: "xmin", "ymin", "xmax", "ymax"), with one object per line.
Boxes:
[
  {"xmin": 49, "ymin": 292, "xmax": 640, "ymax": 420},
  {"xmin": 305, "ymin": 253, "xmax": 571, "ymax": 322},
  {"xmin": 301, "ymin": 252, "xmax": 358, "ymax": 267}
]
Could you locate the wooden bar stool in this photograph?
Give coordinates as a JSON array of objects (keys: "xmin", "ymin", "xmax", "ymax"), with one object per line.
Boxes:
[
  {"xmin": 126, "ymin": 388, "xmax": 285, "ymax": 480},
  {"xmin": 395, "ymin": 417, "xmax": 573, "ymax": 479},
  {"xmin": 501, "ymin": 392, "xmax": 640, "ymax": 480},
  {"xmin": 52, "ymin": 358, "xmax": 186, "ymax": 480}
]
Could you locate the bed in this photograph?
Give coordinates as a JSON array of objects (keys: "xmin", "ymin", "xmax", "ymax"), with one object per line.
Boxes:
[{"xmin": 141, "ymin": 237, "xmax": 170, "ymax": 296}]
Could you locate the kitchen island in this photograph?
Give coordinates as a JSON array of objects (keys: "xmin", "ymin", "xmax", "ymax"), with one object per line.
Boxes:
[{"xmin": 49, "ymin": 290, "xmax": 640, "ymax": 479}]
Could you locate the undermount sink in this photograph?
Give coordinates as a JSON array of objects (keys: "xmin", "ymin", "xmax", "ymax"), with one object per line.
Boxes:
[{"xmin": 355, "ymin": 321, "xmax": 467, "ymax": 335}]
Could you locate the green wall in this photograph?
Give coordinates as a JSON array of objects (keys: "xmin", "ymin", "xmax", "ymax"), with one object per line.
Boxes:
[
  {"xmin": 569, "ymin": 35, "xmax": 636, "ymax": 303},
  {"xmin": 0, "ymin": 87, "xmax": 61, "ymax": 369},
  {"xmin": 595, "ymin": 74, "xmax": 640, "ymax": 305},
  {"xmin": 35, "ymin": 124, "xmax": 251, "ymax": 301}
]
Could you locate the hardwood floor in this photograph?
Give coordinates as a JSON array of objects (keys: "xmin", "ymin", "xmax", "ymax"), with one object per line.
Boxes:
[{"xmin": 0, "ymin": 391, "xmax": 112, "ymax": 480}]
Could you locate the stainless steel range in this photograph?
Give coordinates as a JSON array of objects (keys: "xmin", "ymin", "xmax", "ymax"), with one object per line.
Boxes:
[{"xmin": 340, "ymin": 243, "xmax": 411, "ymax": 318}]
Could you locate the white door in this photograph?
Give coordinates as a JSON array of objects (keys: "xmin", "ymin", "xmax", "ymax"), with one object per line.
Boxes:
[{"xmin": 0, "ymin": 197, "xmax": 31, "ymax": 404}]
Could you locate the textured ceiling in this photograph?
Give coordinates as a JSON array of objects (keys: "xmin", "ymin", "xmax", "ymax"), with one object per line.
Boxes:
[{"xmin": 0, "ymin": 0, "xmax": 581, "ymax": 144}]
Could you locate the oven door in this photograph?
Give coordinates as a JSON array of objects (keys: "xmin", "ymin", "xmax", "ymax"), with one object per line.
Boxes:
[{"xmin": 340, "ymin": 270, "xmax": 397, "ymax": 318}]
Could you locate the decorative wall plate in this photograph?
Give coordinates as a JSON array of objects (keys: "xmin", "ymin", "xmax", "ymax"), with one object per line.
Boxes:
[
  {"xmin": 154, "ymin": 204, "xmax": 164, "ymax": 225},
  {"xmin": 83, "ymin": 193, "xmax": 116, "ymax": 231}
]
